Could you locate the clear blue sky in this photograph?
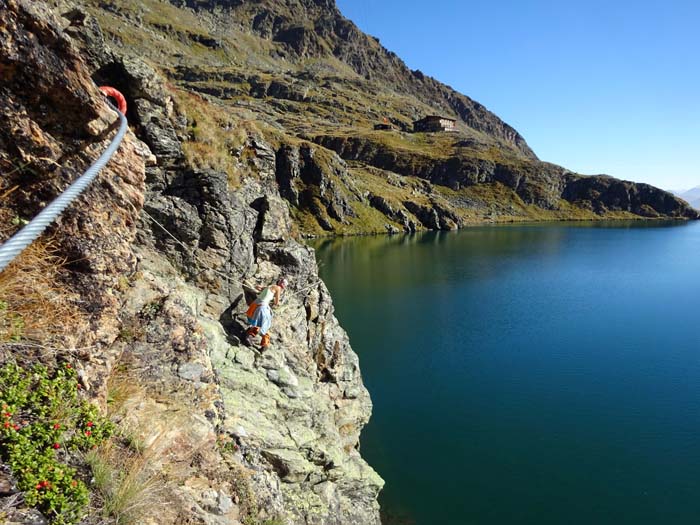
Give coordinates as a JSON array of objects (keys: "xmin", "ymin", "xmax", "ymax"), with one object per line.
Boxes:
[{"xmin": 336, "ymin": 0, "xmax": 699, "ymax": 191}]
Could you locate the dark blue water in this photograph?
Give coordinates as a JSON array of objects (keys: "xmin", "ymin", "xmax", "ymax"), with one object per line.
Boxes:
[{"xmin": 311, "ymin": 221, "xmax": 700, "ymax": 525}]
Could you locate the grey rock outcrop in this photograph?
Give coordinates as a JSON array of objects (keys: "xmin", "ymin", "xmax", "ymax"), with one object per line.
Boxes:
[
  {"xmin": 276, "ymin": 143, "xmax": 357, "ymax": 230},
  {"xmin": 129, "ymin": 182, "xmax": 384, "ymax": 524},
  {"xmin": 114, "ymin": 36, "xmax": 384, "ymax": 523},
  {"xmin": 314, "ymin": 134, "xmax": 699, "ymax": 222},
  {"xmin": 562, "ymin": 174, "xmax": 698, "ymax": 218}
]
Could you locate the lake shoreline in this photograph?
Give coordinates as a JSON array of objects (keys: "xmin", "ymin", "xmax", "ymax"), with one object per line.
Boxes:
[
  {"xmin": 301, "ymin": 215, "xmax": 697, "ymax": 239},
  {"xmin": 313, "ymin": 222, "xmax": 700, "ymax": 525}
]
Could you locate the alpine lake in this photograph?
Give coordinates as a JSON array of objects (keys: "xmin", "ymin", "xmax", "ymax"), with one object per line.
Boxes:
[{"xmin": 309, "ymin": 221, "xmax": 700, "ymax": 525}]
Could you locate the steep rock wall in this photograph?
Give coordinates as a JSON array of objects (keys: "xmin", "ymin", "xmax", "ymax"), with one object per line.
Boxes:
[
  {"xmin": 0, "ymin": 0, "xmax": 146, "ymax": 351},
  {"xmin": 0, "ymin": 1, "xmax": 382, "ymax": 524}
]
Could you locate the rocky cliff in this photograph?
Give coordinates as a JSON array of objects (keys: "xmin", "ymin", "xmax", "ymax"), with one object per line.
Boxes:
[{"xmin": 1, "ymin": 1, "xmax": 380, "ymax": 524}]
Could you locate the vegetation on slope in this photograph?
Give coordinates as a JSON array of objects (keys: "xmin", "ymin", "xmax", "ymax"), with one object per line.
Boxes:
[{"xmin": 78, "ymin": 0, "xmax": 698, "ymax": 235}]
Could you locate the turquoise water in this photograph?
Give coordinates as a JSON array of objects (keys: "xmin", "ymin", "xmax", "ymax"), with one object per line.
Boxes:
[{"xmin": 311, "ymin": 221, "xmax": 700, "ymax": 525}]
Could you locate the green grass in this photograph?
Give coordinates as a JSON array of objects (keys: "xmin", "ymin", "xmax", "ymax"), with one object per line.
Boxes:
[{"xmin": 170, "ymin": 87, "xmax": 252, "ymax": 186}]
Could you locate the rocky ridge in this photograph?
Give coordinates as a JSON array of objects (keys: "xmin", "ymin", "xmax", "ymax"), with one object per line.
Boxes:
[{"xmin": 68, "ymin": 0, "xmax": 699, "ymax": 236}]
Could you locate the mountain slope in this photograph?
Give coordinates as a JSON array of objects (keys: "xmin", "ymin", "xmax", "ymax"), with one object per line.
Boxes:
[
  {"xmin": 674, "ymin": 186, "xmax": 700, "ymax": 209},
  {"xmin": 73, "ymin": 0, "xmax": 698, "ymax": 235},
  {"xmin": 187, "ymin": 0, "xmax": 538, "ymax": 157}
]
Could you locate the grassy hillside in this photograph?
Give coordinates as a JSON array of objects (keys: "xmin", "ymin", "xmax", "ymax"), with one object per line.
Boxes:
[{"xmin": 78, "ymin": 0, "xmax": 698, "ymax": 234}]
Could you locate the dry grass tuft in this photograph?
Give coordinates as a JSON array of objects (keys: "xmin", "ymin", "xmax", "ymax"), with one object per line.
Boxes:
[
  {"xmin": 170, "ymin": 86, "xmax": 253, "ymax": 187},
  {"xmin": 85, "ymin": 359, "xmax": 167, "ymax": 525},
  {"xmin": 105, "ymin": 357, "xmax": 146, "ymax": 418},
  {"xmin": 0, "ymin": 236, "xmax": 83, "ymax": 345},
  {"xmin": 86, "ymin": 439, "xmax": 165, "ymax": 525}
]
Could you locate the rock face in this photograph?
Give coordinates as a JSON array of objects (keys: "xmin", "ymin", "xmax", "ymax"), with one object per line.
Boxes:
[
  {"xmin": 136, "ymin": 163, "xmax": 384, "ymax": 524},
  {"xmin": 313, "ymin": 135, "xmax": 699, "ymax": 222},
  {"xmin": 0, "ymin": 0, "xmax": 145, "ymax": 349},
  {"xmin": 275, "ymin": 144, "xmax": 357, "ymax": 231},
  {"xmin": 116, "ymin": 229, "xmax": 383, "ymax": 525},
  {"xmin": 1, "ymin": 1, "xmax": 382, "ymax": 524},
  {"xmin": 562, "ymin": 175, "xmax": 697, "ymax": 217}
]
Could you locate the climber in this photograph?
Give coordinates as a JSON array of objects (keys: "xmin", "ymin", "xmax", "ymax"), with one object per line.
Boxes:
[{"xmin": 244, "ymin": 277, "xmax": 288, "ymax": 349}]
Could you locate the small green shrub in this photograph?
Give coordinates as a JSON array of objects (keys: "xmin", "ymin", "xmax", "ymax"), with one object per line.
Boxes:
[
  {"xmin": 0, "ymin": 362, "xmax": 114, "ymax": 524},
  {"xmin": 216, "ymin": 433, "xmax": 240, "ymax": 455}
]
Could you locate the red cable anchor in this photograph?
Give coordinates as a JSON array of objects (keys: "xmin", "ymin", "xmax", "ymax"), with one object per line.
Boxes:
[{"xmin": 99, "ymin": 86, "xmax": 127, "ymax": 115}]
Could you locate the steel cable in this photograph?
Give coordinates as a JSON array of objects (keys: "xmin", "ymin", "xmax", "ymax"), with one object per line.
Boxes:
[{"xmin": 0, "ymin": 110, "xmax": 127, "ymax": 273}]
